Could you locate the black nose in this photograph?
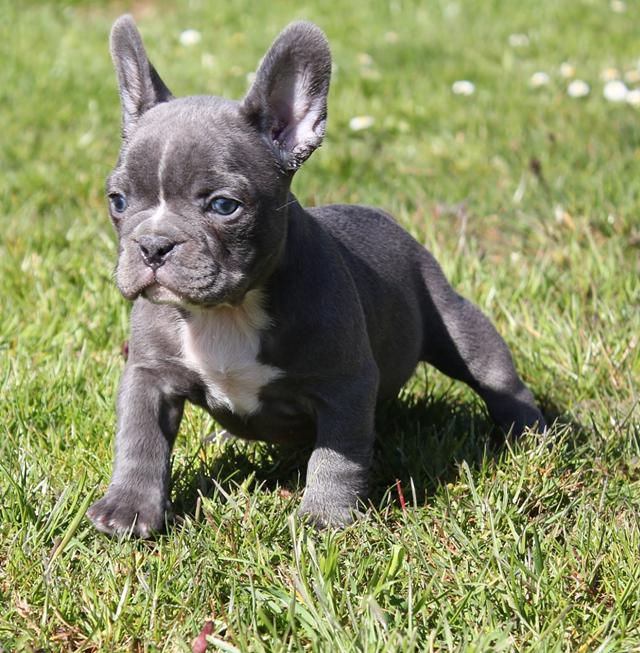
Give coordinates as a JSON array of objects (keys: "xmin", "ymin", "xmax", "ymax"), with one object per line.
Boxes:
[{"xmin": 137, "ymin": 235, "xmax": 176, "ymax": 269}]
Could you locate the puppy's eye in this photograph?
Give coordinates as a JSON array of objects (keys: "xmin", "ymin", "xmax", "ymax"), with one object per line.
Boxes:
[
  {"xmin": 207, "ymin": 196, "xmax": 240, "ymax": 216},
  {"xmin": 109, "ymin": 193, "xmax": 127, "ymax": 213}
]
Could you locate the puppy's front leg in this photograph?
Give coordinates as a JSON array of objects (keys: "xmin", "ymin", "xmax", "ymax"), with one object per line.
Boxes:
[
  {"xmin": 299, "ymin": 378, "xmax": 377, "ymax": 528},
  {"xmin": 88, "ymin": 364, "xmax": 184, "ymax": 537}
]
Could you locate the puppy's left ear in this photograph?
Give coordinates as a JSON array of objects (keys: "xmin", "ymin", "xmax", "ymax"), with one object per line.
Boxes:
[
  {"xmin": 241, "ymin": 22, "xmax": 331, "ymax": 171},
  {"xmin": 110, "ymin": 14, "xmax": 173, "ymax": 139}
]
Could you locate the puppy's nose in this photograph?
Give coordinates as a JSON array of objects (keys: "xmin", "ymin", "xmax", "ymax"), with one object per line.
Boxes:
[{"xmin": 137, "ymin": 235, "xmax": 176, "ymax": 270}]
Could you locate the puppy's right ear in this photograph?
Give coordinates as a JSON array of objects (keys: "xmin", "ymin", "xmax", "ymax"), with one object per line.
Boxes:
[{"xmin": 110, "ymin": 15, "xmax": 172, "ymax": 139}]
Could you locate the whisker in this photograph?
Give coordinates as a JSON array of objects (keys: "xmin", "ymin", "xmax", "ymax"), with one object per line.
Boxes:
[{"xmin": 276, "ymin": 198, "xmax": 298, "ymax": 212}]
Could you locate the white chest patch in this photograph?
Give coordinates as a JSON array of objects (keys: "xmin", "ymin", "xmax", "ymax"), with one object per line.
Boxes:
[{"xmin": 181, "ymin": 290, "xmax": 283, "ymax": 416}]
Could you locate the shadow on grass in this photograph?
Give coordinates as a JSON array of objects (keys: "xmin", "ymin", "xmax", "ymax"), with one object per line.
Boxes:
[
  {"xmin": 369, "ymin": 390, "xmax": 585, "ymax": 506},
  {"xmin": 170, "ymin": 386, "xmax": 582, "ymax": 519}
]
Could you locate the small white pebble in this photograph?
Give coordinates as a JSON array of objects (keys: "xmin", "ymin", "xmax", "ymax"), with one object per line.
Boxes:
[
  {"xmin": 560, "ymin": 62, "xmax": 576, "ymax": 78},
  {"xmin": 626, "ymin": 89, "xmax": 640, "ymax": 106},
  {"xmin": 603, "ymin": 79, "xmax": 628, "ymax": 102},
  {"xmin": 567, "ymin": 79, "xmax": 590, "ymax": 98},
  {"xmin": 179, "ymin": 29, "xmax": 201, "ymax": 47},
  {"xmin": 452, "ymin": 80, "xmax": 475, "ymax": 95},
  {"xmin": 349, "ymin": 115, "xmax": 375, "ymax": 131},
  {"xmin": 610, "ymin": 0, "xmax": 627, "ymax": 13},
  {"xmin": 530, "ymin": 71, "xmax": 550, "ymax": 88},
  {"xmin": 600, "ymin": 67, "xmax": 620, "ymax": 82},
  {"xmin": 508, "ymin": 33, "xmax": 529, "ymax": 48}
]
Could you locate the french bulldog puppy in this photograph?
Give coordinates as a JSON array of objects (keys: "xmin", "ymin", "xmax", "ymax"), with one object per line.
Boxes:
[{"xmin": 88, "ymin": 16, "xmax": 545, "ymax": 537}]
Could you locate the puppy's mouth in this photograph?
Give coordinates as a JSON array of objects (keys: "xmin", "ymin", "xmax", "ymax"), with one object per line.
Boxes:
[
  {"xmin": 116, "ymin": 244, "xmax": 250, "ymax": 308},
  {"xmin": 117, "ymin": 266, "xmax": 190, "ymax": 306},
  {"xmin": 125, "ymin": 272, "xmax": 247, "ymax": 309},
  {"xmin": 141, "ymin": 282, "xmax": 187, "ymax": 306},
  {"xmin": 137, "ymin": 270, "xmax": 203, "ymax": 307}
]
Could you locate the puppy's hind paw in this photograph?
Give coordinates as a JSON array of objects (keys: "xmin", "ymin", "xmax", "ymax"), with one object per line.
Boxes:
[{"xmin": 503, "ymin": 408, "xmax": 547, "ymax": 438}]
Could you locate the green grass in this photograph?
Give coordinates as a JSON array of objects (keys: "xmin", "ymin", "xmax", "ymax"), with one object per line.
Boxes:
[{"xmin": 1, "ymin": 0, "xmax": 639, "ymax": 650}]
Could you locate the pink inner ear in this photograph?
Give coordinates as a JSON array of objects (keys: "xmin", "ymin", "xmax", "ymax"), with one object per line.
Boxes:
[{"xmin": 268, "ymin": 64, "xmax": 324, "ymax": 154}]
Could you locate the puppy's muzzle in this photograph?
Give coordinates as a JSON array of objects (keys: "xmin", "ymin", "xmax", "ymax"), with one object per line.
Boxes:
[{"xmin": 137, "ymin": 234, "xmax": 177, "ymax": 270}]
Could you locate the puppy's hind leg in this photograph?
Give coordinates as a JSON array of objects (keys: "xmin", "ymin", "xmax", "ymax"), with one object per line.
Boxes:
[{"xmin": 419, "ymin": 256, "xmax": 545, "ymax": 436}]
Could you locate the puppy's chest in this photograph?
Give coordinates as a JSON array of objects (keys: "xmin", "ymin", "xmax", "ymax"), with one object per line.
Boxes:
[{"xmin": 181, "ymin": 296, "xmax": 282, "ymax": 417}]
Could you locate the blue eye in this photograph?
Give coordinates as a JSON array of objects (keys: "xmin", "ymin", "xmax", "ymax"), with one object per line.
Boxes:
[
  {"xmin": 109, "ymin": 193, "xmax": 127, "ymax": 213},
  {"xmin": 207, "ymin": 196, "xmax": 240, "ymax": 216}
]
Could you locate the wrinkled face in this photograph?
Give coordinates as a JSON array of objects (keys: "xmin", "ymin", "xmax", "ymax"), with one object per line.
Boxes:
[
  {"xmin": 107, "ymin": 98, "xmax": 290, "ymax": 307},
  {"xmin": 106, "ymin": 17, "xmax": 331, "ymax": 307}
]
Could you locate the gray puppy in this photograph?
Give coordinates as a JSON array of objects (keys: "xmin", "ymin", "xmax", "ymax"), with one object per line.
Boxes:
[{"xmin": 88, "ymin": 16, "xmax": 545, "ymax": 537}]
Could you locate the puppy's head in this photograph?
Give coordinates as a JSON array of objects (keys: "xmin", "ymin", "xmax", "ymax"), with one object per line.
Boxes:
[{"xmin": 106, "ymin": 16, "xmax": 331, "ymax": 307}]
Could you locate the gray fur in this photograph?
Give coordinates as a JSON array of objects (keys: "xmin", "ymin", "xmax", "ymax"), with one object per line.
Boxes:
[{"xmin": 88, "ymin": 16, "xmax": 545, "ymax": 536}]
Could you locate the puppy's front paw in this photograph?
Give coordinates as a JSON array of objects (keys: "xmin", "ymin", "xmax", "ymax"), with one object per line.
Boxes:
[
  {"xmin": 298, "ymin": 491, "xmax": 363, "ymax": 529},
  {"xmin": 87, "ymin": 487, "xmax": 170, "ymax": 538}
]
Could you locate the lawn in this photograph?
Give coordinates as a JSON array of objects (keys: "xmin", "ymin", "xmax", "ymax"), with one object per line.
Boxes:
[{"xmin": 1, "ymin": 0, "xmax": 639, "ymax": 650}]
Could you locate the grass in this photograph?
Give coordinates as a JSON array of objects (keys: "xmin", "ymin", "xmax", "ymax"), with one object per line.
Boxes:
[{"xmin": 1, "ymin": 0, "xmax": 639, "ymax": 650}]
